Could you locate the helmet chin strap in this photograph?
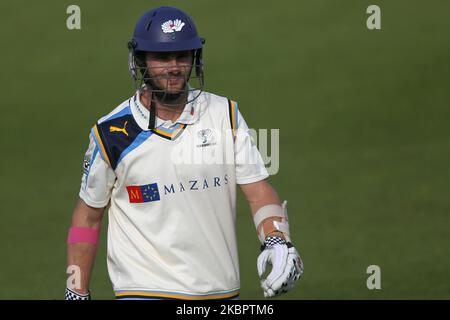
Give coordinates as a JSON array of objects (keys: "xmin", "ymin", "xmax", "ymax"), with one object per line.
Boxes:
[
  {"xmin": 137, "ymin": 84, "xmax": 157, "ymax": 130},
  {"xmin": 148, "ymin": 91, "xmax": 156, "ymax": 130}
]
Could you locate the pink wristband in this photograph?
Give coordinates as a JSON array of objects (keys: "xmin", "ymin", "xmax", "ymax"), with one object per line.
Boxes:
[{"xmin": 67, "ymin": 227, "xmax": 100, "ymax": 245}]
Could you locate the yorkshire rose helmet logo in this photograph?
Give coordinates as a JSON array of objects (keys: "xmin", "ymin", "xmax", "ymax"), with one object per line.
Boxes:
[{"xmin": 161, "ymin": 19, "xmax": 186, "ymax": 39}]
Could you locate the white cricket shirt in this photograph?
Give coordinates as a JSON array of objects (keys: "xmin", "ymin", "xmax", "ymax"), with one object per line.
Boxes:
[{"xmin": 79, "ymin": 89, "xmax": 269, "ymax": 299}]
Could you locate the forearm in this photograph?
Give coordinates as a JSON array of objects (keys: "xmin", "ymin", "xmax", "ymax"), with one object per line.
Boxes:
[
  {"xmin": 67, "ymin": 244, "xmax": 98, "ymax": 294},
  {"xmin": 245, "ymin": 181, "xmax": 281, "ymax": 213},
  {"xmin": 66, "ymin": 199, "xmax": 104, "ymax": 294},
  {"xmin": 240, "ymin": 180, "xmax": 285, "ymax": 239}
]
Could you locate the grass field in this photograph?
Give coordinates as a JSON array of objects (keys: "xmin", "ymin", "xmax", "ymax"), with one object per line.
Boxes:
[{"xmin": 0, "ymin": 0, "xmax": 449, "ymax": 299}]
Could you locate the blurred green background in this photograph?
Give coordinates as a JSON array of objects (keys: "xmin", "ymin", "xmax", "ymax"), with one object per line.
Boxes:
[{"xmin": 0, "ymin": 0, "xmax": 449, "ymax": 299}]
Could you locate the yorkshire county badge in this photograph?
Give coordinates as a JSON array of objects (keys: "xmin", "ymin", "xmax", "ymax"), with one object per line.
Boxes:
[
  {"xmin": 196, "ymin": 128, "xmax": 217, "ymax": 148},
  {"xmin": 161, "ymin": 19, "xmax": 185, "ymax": 39}
]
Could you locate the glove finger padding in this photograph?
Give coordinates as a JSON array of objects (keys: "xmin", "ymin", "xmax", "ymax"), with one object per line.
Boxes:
[
  {"xmin": 267, "ymin": 248, "xmax": 291, "ymax": 291},
  {"xmin": 257, "ymin": 249, "xmax": 271, "ymax": 278},
  {"xmin": 257, "ymin": 244, "xmax": 289, "ymax": 291},
  {"xmin": 265, "ymin": 244, "xmax": 289, "ymax": 288},
  {"xmin": 280, "ymin": 248, "xmax": 304, "ymax": 293}
]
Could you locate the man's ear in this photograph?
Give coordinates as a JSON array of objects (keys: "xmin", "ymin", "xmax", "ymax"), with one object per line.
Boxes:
[{"xmin": 135, "ymin": 51, "xmax": 147, "ymax": 68}]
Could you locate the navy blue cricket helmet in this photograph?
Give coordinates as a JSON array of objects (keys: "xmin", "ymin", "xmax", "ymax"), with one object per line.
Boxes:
[
  {"xmin": 131, "ymin": 6, "xmax": 204, "ymax": 52},
  {"xmin": 127, "ymin": 6, "xmax": 205, "ymax": 92}
]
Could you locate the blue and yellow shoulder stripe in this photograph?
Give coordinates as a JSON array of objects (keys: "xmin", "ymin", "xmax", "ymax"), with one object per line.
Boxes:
[
  {"xmin": 227, "ymin": 99, "xmax": 239, "ymax": 138},
  {"xmin": 90, "ymin": 105, "xmax": 152, "ymax": 170}
]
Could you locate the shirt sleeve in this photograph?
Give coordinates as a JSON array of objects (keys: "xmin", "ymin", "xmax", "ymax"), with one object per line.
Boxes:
[
  {"xmin": 78, "ymin": 132, "xmax": 116, "ymax": 208},
  {"xmin": 234, "ymin": 108, "xmax": 270, "ymax": 185}
]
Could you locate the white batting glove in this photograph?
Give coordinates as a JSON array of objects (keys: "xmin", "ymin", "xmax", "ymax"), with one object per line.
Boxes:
[{"xmin": 257, "ymin": 236, "xmax": 304, "ymax": 298}]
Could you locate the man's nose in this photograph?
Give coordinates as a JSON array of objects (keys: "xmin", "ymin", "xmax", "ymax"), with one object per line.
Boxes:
[{"xmin": 165, "ymin": 57, "xmax": 181, "ymax": 73}]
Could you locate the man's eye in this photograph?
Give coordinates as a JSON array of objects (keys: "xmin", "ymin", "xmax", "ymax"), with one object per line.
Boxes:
[{"xmin": 177, "ymin": 52, "xmax": 192, "ymax": 60}]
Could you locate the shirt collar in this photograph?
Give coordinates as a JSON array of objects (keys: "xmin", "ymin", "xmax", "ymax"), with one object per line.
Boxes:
[{"xmin": 130, "ymin": 90, "xmax": 203, "ymax": 131}]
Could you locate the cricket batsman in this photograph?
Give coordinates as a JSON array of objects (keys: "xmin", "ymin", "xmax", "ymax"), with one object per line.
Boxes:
[{"xmin": 65, "ymin": 6, "xmax": 303, "ymax": 300}]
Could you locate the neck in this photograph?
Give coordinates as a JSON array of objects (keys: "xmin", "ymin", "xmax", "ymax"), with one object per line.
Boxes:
[{"xmin": 139, "ymin": 89, "xmax": 186, "ymax": 122}]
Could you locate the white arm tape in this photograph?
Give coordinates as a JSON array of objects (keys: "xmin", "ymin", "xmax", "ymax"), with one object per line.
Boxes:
[
  {"xmin": 253, "ymin": 200, "xmax": 291, "ymax": 243},
  {"xmin": 253, "ymin": 204, "xmax": 285, "ymax": 229}
]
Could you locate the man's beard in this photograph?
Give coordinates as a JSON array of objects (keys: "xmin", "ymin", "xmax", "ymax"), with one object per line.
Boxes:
[{"xmin": 154, "ymin": 90, "xmax": 186, "ymax": 105}]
